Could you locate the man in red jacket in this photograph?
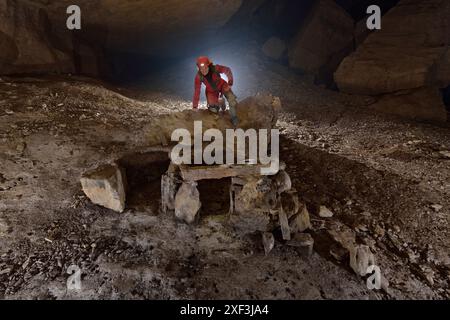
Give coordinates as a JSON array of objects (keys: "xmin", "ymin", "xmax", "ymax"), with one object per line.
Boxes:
[{"xmin": 193, "ymin": 56, "xmax": 239, "ymax": 126}]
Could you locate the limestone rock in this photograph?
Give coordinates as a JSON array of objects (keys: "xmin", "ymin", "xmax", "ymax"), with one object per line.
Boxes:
[
  {"xmin": 80, "ymin": 164, "xmax": 127, "ymax": 213},
  {"xmin": 336, "ymin": 46, "xmax": 449, "ymax": 95},
  {"xmin": 288, "ymin": 0, "xmax": 354, "ymax": 81},
  {"xmin": 234, "ymin": 176, "xmax": 278, "ymax": 215},
  {"xmin": 161, "ymin": 171, "xmax": 180, "ymax": 214},
  {"xmin": 280, "ymin": 190, "xmax": 300, "ymax": 219},
  {"xmin": 335, "ymin": 0, "xmax": 450, "ymax": 95},
  {"xmin": 146, "ymin": 94, "xmax": 281, "ymax": 147},
  {"xmin": 0, "ymin": 0, "xmax": 74, "ymax": 74},
  {"xmin": 349, "ymin": 244, "xmax": 375, "ymax": 276},
  {"xmin": 318, "ymin": 205, "xmax": 333, "ymax": 218},
  {"xmin": 273, "ymin": 170, "xmax": 291, "ymax": 193},
  {"xmin": 229, "ymin": 175, "xmax": 279, "ymax": 233},
  {"xmin": 174, "ymin": 182, "xmax": 201, "ymax": 224},
  {"xmin": 262, "ymin": 37, "xmax": 286, "ymax": 60},
  {"xmin": 279, "ymin": 211, "xmax": 291, "ymax": 241},
  {"xmin": 262, "ymin": 232, "xmax": 275, "ymax": 256}
]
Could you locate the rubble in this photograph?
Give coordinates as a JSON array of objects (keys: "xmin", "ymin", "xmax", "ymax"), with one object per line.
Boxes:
[
  {"xmin": 179, "ymin": 163, "xmax": 282, "ymax": 181},
  {"xmin": 80, "ymin": 163, "xmax": 127, "ymax": 213},
  {"xmin": 430, "ymin": 204, "xmax": 443, "ymax": 212},
  {"xmin": 145, "ymin": 94, "xmax": 281, "ymax": 146},
  {"xmin": 318, "ymin": 205, "xmax": 334, "ymax": 218},
  {"xmin": 349, "ymin": 244, "xmax": 375, "ymax": 276},
  {"xmin": 335, "ymin": 0, "xmax": 450, "ymax": 95}
]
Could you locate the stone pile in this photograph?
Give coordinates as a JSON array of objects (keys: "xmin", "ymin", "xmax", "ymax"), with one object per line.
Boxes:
[{"xmin": 161, "ymin": 161, "xmax": 314, "ymax": 257}]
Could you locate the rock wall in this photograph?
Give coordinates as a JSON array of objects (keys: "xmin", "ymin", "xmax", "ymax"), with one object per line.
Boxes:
[
  {"xmin": 334, "ymin": 0, "xmax": 449, "ymax": 122},
  {"xmin": 1, "ymin": 0, "xmax": 242, "ymax": 75},
  {"xmin": 0, "ymin": 0, "xmax": 74, "ymax": 75}
]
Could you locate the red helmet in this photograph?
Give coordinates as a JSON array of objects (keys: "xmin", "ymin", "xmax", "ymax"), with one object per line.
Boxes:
[{"xmin": 196, "ymin": 56, "xmax": 212, "ymax": 68}]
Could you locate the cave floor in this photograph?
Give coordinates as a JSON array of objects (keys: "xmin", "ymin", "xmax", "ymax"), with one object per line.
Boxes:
[{"xmin": 0, "ymin": 57, "xmax": 449, "ymax": 299}]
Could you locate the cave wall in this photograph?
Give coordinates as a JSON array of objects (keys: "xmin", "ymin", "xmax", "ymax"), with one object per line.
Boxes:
[
  {"xmin": 1, "ymin": 0, "xmax": 405, "ymax": 80},
  {"xmin": 0, "ymin": 0, "xmax": 243, "ymax": 76},
  {"xmin": 0, "ymin": 0, "xmax": 74, "ymax": 75},
  {"xmin": 334, "ymin": 0, "xmax": 450, "ymax": 122}
]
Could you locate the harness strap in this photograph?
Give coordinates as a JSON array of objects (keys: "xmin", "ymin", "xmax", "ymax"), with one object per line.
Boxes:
[{"xmin": 198, "ymin": 65, "xmax": 221, "ymax": 91}]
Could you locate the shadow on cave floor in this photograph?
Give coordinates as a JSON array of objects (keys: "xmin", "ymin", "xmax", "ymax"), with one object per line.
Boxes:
[{"xmin": 198, "ymin": 178, "xmax": 231, "ymax": 217}]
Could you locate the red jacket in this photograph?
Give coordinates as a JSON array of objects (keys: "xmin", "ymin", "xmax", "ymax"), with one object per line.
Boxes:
[{"xmin": 193, "ymin": 64, "xmax": 233, "ymax": 109}]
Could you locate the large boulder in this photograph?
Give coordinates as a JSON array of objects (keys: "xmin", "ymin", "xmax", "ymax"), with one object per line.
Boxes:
[
  {"xmin": 288, "ymin": 0, "xmax": 354, "ymax": 83},
  {"xmin": 80, "ymin": 163, "xmax": 127, "ymax": 213},
  {"xmin": 0, "ymin": 0, "xmax": 74, "ymax": 75},
  {"xmin": 335, "ymin": 0, "xmax": 450, "ymax": 95},
  {"xmin": 145, "ymin": 94, "xmax": 281, "ymax": 147},
  {"xmin": 174, "ymin": 182, "xmax": 201, "ymax": 224},
  {"xmin": 336, "ymin": 46, "xmax": 449, "ymax": 96}
]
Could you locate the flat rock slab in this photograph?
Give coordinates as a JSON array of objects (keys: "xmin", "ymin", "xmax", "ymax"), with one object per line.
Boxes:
[
  {"xmin": 179, "ymin": 162, "xmax": 285, "ymax": 181},
  {"xmin": 80, "ymin": 163, "xmax": 127, "ymax": 213}
]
